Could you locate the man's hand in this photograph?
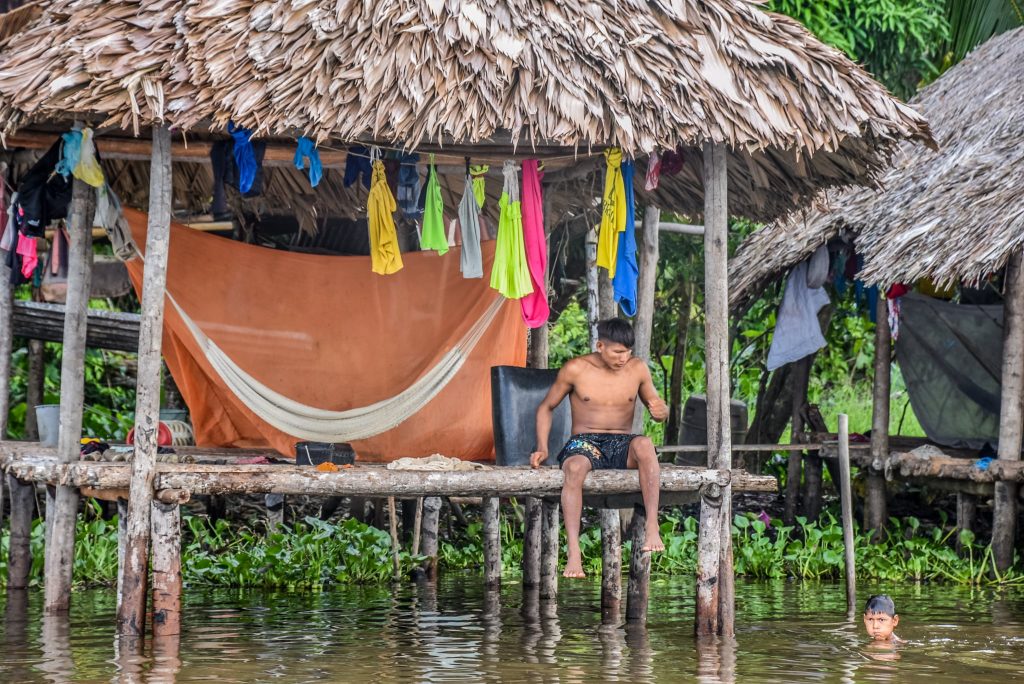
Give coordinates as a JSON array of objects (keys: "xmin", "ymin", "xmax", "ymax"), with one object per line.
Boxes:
[
  {"xmin": 648, "ymin": 397, "xmax": 669, "ymax": 422},
  {"xmin": 530, "ymin": 451, "xmax": 549, "ymax": 469}
]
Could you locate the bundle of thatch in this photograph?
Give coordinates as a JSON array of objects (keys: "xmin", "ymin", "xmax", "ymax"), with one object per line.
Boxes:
[
  {"xmin": 731, "ymin": 27, "xmax": 1024, "ymax": 306},
  {"xmin": 0, "ymin": 0, "xmax": 930, "ymax": 221}
]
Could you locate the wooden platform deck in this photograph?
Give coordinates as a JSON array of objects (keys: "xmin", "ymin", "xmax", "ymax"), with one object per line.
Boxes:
[{"xmin": 0, "ymin": 441, "xmax": 776, "ymax": 508}]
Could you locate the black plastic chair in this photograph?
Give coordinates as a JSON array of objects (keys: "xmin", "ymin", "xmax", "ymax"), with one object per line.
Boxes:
[{"xmin": 490, "ymin": 366, "xmax": 571, "ymax": 466}]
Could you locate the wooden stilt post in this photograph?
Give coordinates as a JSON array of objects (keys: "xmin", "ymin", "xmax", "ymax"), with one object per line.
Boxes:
[
  {"xmin": 540, "ymin": 500, "xmax": 559, "ymax": 599},
  {"xmin": 866, "ymin": 297, "xmax": 891, "ymax": 539},
  {"xmin": 586, "ymin": 232, "xmax": 599, "ymax": 342},
  {"xmin": 117, "ymin": 125, "xmax": 173, "ymax": 636},
  {"xmin": 625, "ymin": 504, "xmax": 650, "ymax": 622},
  {"xmin": 0, "ymin": 236, "xmax": 12, "ymax": 438},
  {"xmin": 387, "ymin": 495, "xmax": 401, "ymax": 581},
  {"xmin": 482, "ymin": 496, "xmax": 502, "ymax": 589},
  {"xmin": 44, "ymin": 170, "xmax": 96, "ymax": 614},
  {"xmin": 24, "ymin": 339, "xmax": 45, "ymax": 440},
  {"xmin": 5, "ymin": 473, "xmax": 34, "ymax": 590},
  {"xmin": 695, "ymin": 482, "xmax": 724, "ymax": 635},
  {"xmin": 419, "ymin": 496, "xmax": 442, "ymax": 580},
  {"xmin": 956, "ymin": 492, "xmax": 977, "ymax": 552},
  {"xmin": 698, "ymin": 141, "xmax": 734, "ymax": 636},
  {"xmin": 994, "ymin": 250, "xmax": 1024, "ymax": 571},
  {"xmin": 522, "ymin": 497, "xmax": 542, "ymax": 588},
  {"xmin": 838, "ymin": 414, "xmax": 856, "ymax": 614},
  {"xmin": 151, "ymin": 500, "xmax": 182, "ymax": 637},
  {"xmin": 116, "ymin": 498, "xmax": 127, "ymax": 612},
  {"xmin": 784, "ymin": 357, "xmax": 811, "ymax": 525},
  {"xmin": 600, "ymin": 508, "xmax": 622, "ymax": 622}
]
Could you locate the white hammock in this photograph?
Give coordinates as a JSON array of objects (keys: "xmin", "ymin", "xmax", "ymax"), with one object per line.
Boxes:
[{"xmin": 168, "ymin": 293, "xmax": 505, "ymax": 442}]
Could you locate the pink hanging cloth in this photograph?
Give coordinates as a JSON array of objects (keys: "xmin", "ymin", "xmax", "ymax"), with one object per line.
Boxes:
[
  {"xmin": 16, "ymin": 233, "xmax": 37, "ymax": 279},
  {"xmin": 519, "ymin": 159, "xmax": 549, "ymax": 328}
]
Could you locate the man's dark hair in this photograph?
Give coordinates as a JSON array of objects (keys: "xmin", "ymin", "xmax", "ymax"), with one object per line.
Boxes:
[
  {"xmin": 597, "ymin": 318, "xmax": 635, "ymax": 349},
  {"xmin": 864, "ymin": 595, "xmax": 896, "ymax": 616}
]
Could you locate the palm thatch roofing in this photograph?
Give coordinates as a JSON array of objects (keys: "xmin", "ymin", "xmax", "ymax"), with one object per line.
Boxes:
[
  {"xmin": 730, "ymin": 27, "xmax": 1024, "ymax": 309},
  {"xmin": 0, "ymin": 0, "xmax": 931, "ymax": 222}
]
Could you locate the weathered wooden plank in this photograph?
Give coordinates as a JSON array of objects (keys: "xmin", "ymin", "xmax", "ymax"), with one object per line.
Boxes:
[{"xmin": 12, "ymin": 300, "xmax": 141, "ymax": 352}]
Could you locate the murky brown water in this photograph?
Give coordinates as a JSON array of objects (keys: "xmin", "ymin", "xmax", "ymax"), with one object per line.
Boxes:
[{"xmin": 2, "ymin": 578, "xmax": 1023, "ymax": 683}]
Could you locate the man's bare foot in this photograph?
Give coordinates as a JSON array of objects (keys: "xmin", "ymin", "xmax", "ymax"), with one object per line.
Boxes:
[
  {"xmin": 562, "ymin": 554, "xmax": 587, "ymax": 578},
  {"xmin": 642, "ymin": 528, "xmax": 665, "ymax": 553}
]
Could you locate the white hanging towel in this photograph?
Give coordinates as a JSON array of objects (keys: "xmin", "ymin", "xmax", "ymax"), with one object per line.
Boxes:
[{"xmin": 766, "ymin": 259, "xmax": 830, "ymax": 371}]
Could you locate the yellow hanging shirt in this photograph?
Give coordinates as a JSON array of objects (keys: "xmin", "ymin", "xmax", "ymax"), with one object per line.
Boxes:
[
  {"xmin": 597, "ymin": 147, "xmax": 625, "ymax": 278},
  {"xmin": 367, "ymin": 160, "xmax": 403, "ymax": 275}
]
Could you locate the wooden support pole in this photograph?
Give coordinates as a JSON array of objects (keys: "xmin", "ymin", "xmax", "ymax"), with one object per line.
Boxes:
[
  {"xmin": 625, "ymin": 504, "xmax": 650, "ymax": 622},
  {"xmin": 540, "ymin": 500, "xmax": 559, "ymax": 599},
  {"xmin": 151, "ymin": 501, "xmax": 182, "ymax": 637},
  {"xmin": 411, "ymin": 497, "xmax": 423, "ymax": 556},
  {"xmin": 866, "ymin": 297, "xmax": 891, "ymax": 539},
  {"xmin": 0, "ymin": 241, "xmax": 12, "ymax": 438},
  {"xmin": 695, "ymin": 482, "xmax": 724, "ymax": 636},
  {"xmin": 522, "ymin": 497, "xmax": 542, "ymax": 588},
  {"xmin": 600, "ymin": 508, "xmax": 622, "ymax": 622},
  {"xmin": 117, "ymin": 125, "xmax": 173, "ymax": 636},
  {"xmin": 586, "ymin": 232, "xmax": 599, "ymax": 342},
  {"xmin": 388, "ymin": 495, "xmax": 401, "ymax": 581},
  {"xmin": 5, "ymin": 473, "xmax": 34, "ymax": 590},
  {"xmin": 838, "ymin": 414, "xmax": 856, "ymax": 614},
  {"xmin": 528, "ymin": 325, "xmax": 549, "ymax": 370},
  {"xmin": 956, "ymin": 492, "xmax": 977, "ymax": 552},
  {"xmin": 265, "ymin": 493, "xmax": 284, "ymax": 533},
  {"xmin": 419, "ymin": 496, "xmax": 442, "ymax": 580},
  {"xmin": 482, "ymin": 496, "xmax": 502, "ymax": 589},
  {"xmin": 116, "ymin": 498, "xmax": 127, "ymax": 613},
  {"xmin": 44, "ymin": 171, "xmax": 95, "ymax": 614},
  {"xmin": 700, "ymin": 140, "xmax": 734, "ymax": 637},
  {"xmin": 784, "ymin": 357, "xmax": 811, "ymax": 525},
  {"xmin": 804, "ymin": 453, "xmax": 824, "ymax": 522},
  {"xmin": 994, "ymin": 250, "xmax": 1024, "ymax": 572},
  {"xmin": 24, "ymin": 339, "xmax": 45, "ymax": 440},
  {"xmin": 634, "ymin": 206, "xmax": 660, "ymax": 367}
]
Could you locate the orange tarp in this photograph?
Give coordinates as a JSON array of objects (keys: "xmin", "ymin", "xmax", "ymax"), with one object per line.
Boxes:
[{"xmin": 124, "ymin": 209, "xmax": 527, "ymax": 461}]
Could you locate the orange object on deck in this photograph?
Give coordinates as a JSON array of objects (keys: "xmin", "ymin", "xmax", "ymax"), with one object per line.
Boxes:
[{"xmin": 124, "ymin": 209, "xmax": 526, "ymax": 461}]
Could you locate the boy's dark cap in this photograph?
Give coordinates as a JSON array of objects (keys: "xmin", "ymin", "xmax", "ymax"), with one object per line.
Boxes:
[{"xmin": 864, "ymin": 594, "xmax": 896, "ymax": 616}]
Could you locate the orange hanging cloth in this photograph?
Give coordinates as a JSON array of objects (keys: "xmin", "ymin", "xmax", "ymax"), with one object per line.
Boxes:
[{"xmin": 123, "ymin": 209, "xmax": 526, "ymax": 461}]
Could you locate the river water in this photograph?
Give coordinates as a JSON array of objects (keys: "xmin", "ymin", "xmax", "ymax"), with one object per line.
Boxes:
[{"xmin": 2, "ymin": 578, "xmax": 1023, "ymax": 682}]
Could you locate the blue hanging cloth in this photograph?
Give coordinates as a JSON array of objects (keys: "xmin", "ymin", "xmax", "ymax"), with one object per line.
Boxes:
[
  {"xmin": 612, "ymin": 159, "xmax": 639, "ymax": 317},
  {"xmin": 228, "ymin": 122, "xmax": 257, "ymax": 194},
  {"xmin": 55, "ymin": 130, "xmax": 82, "ymax": 179},
  {"xmin": 397, "ymin": 153, "xmax": 422, "ymax": 218},
  {"xmin": 344, "ymin": 145, "xmax": 372, "ymax": 189},
  {"xmin": 293, "ymin": 137, "xmax": 323, "ymax": 188}
]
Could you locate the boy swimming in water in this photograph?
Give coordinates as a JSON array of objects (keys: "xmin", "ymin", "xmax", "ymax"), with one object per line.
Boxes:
[
  {"xmin": 863, "ymin": 594, "xmax": 902, "ymax": 643},
  {"xmin": 530, "ymin": 318, "xmax": 668, "ymax": 579}
]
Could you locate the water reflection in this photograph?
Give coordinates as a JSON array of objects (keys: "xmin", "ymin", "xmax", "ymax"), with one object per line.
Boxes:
[{"xmin": 1, "ymin": 580, "xmax": 1023, "ymax": 682}]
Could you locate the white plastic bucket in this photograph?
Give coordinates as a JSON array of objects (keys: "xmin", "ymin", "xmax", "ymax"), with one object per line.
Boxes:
[{"xmin": 35, "ymin": 404, "xmax": 61, "ymax": 447}]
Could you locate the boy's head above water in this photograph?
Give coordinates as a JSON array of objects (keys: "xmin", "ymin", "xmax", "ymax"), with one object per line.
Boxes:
[{"xmin": 863, "ymin": 595, "xmax": 900, "ymax": 641}]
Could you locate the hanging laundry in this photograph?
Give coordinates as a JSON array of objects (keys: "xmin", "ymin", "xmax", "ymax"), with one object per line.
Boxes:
[
  {"xmin": 660, "ymin": 146, "xmax": 685, "ymax": 176},
  {"xmin": 16, "ymin": 232, "xmax": 37, "ymax": 279},
  {"xmin": 293, "ymin": 137, "xmax": 323, "ymax": 188},
  {"xmin": 806, "ymin": 244, "xmax": 829, "ymax": 288},
  {"xmin": 888, "ymin": 296, "xmax": 902, "ymax": 341},
  {"xmin": 228, "ymin": 122, "xmax": 258, "ymax": 194},
  {"xmin": 490, "ymin": 161, "xmax": 532, "ymax": 299},
  {"xmin": 55, "ymin": 130, "xmax": 81, "ymax": 179},
  {"xmin": 397, "ymin": 153, "xmax": 422, "ymax": 219},
  {"xmin": 344, "ymin": 145, "xmax": 373, "ymax": 189},
  {"xmin": 597, "ymin": 147, "xmax": 626, "ymax": 278},
  {"xmin": 367, "ymin": 160, "xmax": 403, "ymax": 275},
  {"xmin": 613, "ymin": 159, "xmax": 639, "ymax": 317},
  {"xmin": 520, "ymin": 159, "xmax": 549, "ymax": 327},
  {"xmin": 644, "ymin": 151, "xmax": 661, "ymax": 191},
  {"xmin": 17, "ymin": 138, "xmax": 72, "ymax": 234},
  {"xmin": 470, "ymin": 164, "xmax": 489, "ymax": 209},
  {"xmin": 74, "ymin": 128, "xmax": 104, "ymax": 187},
  {"xmin": 0, "ymin": 192, "xmax": 15, "ymax": 255},
  {"xmin": 766, "ymin": 259, "xmax": 830, "ymax": 371},
  {"xmin": 420, "ymin": 155, "xmax": 448, "ymax": 255},
  {"xmin": 456, "ymin": 175, "xmax": 483, "ymax": 279}
]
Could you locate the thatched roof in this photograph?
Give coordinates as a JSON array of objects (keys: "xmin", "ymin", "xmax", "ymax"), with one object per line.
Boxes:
[
  {"xmin": 730, "ymin": 27, "xmax": 1024, "ymax": 308},
  {"xmin": 0, "ymin": 0, "xmax": 931, "ymax": 221}
]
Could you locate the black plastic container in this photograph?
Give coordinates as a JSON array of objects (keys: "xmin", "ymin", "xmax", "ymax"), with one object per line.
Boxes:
[
  {"xmin": 490, "ymin": 366, "xmax": 571, "ymax": 466},
  {"xmin": 294, "ymin": 442, "xmax": 356, "ymax": 466}
]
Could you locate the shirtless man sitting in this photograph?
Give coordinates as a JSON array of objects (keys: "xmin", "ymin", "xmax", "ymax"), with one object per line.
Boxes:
[{"xmin": 529, "ymin": 318, "xmax": 668, "ymax": 578}]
